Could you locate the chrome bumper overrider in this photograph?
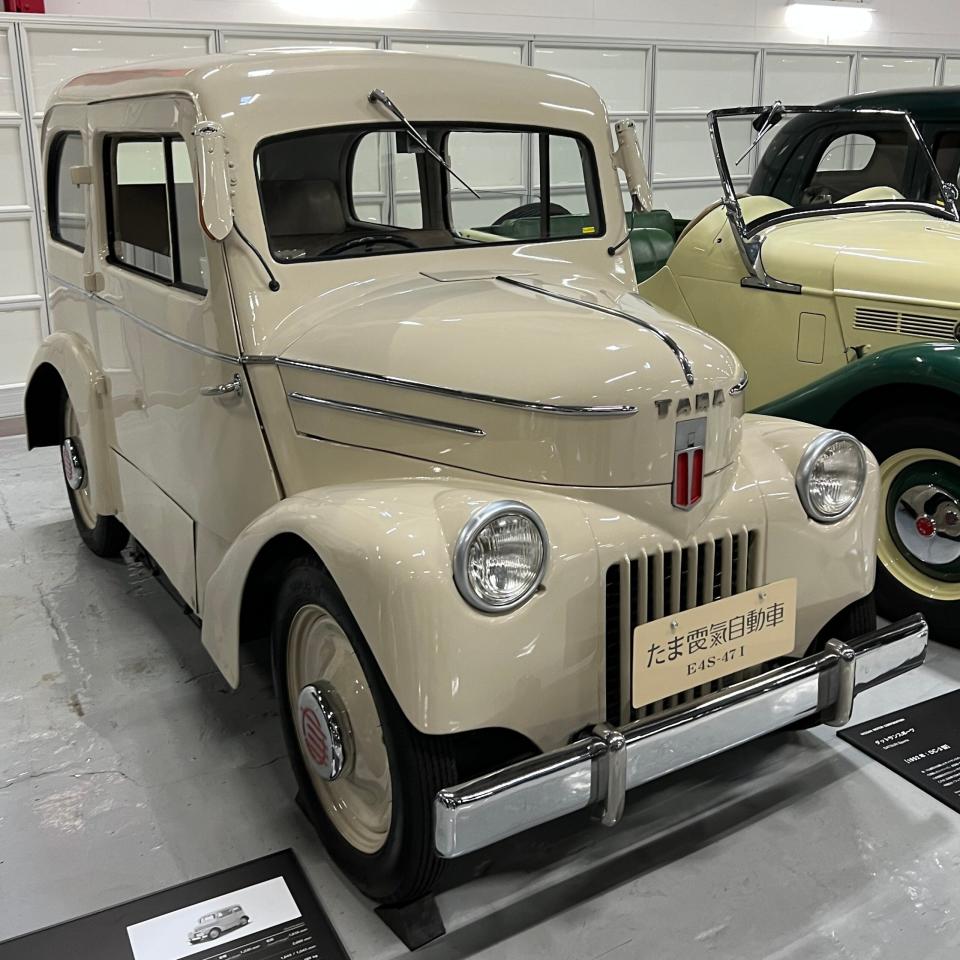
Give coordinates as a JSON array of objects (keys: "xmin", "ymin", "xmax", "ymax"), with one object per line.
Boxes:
[{"xmin": 434, "ymin": 614, "xmax": 928, "ymax": 859}]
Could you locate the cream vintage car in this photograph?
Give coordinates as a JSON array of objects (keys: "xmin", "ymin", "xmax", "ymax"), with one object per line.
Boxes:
[{"xmin": 24, "ymin": 49, "xmax": 927, "ymax": 905}]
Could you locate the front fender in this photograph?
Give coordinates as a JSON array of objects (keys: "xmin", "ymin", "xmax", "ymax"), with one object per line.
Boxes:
[
  {"xmin": 25, "ymin": 331, "xmax": 119, "ymax": 517},
  {"xmin": 754, "ymin": 342, "xmax": 960, "ymax": 425},
  {"xmin": 201, "ymin": 481, "xmax": 604, "ymax": 750}
]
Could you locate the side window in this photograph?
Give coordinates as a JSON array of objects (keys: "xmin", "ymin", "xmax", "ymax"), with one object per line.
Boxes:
[
  {"xmin": 49, "ymin": 132, "xmax": 87, "ymax": 251},
  {"xmin": 816, "ymin": 133, "xmax": 877, "ymax": 172},
  {"xmin": 105, "ymin": 136, "xmax": 208, "ymax": 294},
  {"xmin": 171, "ymin": 140, "xmax": 207, "ymax": 292}
]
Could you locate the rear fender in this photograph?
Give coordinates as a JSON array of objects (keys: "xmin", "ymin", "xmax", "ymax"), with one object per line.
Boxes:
[{"xmin": 24, "ymin": 332, "xmax": 120, "ymax": 517}]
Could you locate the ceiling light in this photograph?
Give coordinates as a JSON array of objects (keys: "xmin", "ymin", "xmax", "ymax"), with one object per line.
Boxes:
[
  {"xmin": 278, "ymin": 0, "xmax": 415, "ymax": 18},
  {"xmin": 785, "ymin": 1, "xmax": 874, "ymax": 41}
]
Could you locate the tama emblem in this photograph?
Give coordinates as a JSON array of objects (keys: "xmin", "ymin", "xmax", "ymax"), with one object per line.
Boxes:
[
  {"xmin": 301, "ymin": 705, "xmax": 329, "ymax": 768},
  {"xmin": 296, "ymin": 683, "xmax": 348, "ymax": 782},
  {"xmin": 673, "ymin": 418, "xmax": 706, "ymax": 510}
]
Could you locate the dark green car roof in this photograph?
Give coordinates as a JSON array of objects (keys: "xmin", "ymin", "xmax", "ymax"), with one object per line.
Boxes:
[
  {"xmin": 821, "ymin": 86, "xmax": 960, "ymax": 119},
  {"xmin": 749, "ymin": 86, "xmax": 960, "ymax": 196}
]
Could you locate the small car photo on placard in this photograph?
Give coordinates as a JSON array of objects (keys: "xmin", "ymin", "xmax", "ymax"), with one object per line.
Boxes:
[{"xmin": 125, "ymin": 876, "xmax": 299, "ymax": 960}]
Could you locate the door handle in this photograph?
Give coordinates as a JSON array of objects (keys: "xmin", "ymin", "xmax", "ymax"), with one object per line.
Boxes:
[{"xmin": 201, "ymin": 374, "xmax": 243, "ymax": 398}]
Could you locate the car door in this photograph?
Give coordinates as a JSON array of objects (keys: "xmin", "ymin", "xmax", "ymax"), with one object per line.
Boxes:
[{"xmin": 88, "ymin": 97, "xmax": 279, "ymax": 612}]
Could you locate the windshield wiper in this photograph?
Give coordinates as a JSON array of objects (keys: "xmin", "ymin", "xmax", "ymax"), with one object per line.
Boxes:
[
  {"xmin": 368, "ymin": 88, "xmax": 479, "ymax": 198},
  {"xmin": 734, "ymin": 100, "xmax": 784, "ymax": 167}
]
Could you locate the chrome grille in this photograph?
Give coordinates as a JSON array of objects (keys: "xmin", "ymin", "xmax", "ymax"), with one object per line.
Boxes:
[
  {"xmin": 854, "ymin": 305, "xmax": 957, "ymax": 340},
  {"xmin": 604, "ymin": 528, "xmax": 762, "ymax": 726}
]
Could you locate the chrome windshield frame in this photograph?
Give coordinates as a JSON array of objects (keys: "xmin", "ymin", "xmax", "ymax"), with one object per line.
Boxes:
[{"xmin": 707, "ymin": 104, "xmax": 960, "ymax": 292}]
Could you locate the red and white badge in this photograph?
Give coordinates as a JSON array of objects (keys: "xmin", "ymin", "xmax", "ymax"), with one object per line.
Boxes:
[{"xmin": 297, "ymin": 683, "xmax": 346, "ymax": 782}]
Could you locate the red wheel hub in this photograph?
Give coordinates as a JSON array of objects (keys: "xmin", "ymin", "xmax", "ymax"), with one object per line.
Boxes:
[{"xmin": 915, "ymin": 515, "xmax": 937, "ymax": 538}]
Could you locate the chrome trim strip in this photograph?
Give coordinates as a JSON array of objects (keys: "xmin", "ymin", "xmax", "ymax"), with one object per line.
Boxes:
[
  {"xmin": 495, "ymin": 274, "xmax": 695, "ymax": 386},
  {"xmin": 434, "ymin": 614, "xmax": 927, "ymax": 858},
  {"xmin": 47, "ymin": 272, "xmax": 240, "ymax": 364},
  {"xmin": 288, "ymin": 391, "xmax": 486, "ymax": 436},
  {"xmin": 729, "ymin": 370, "xmax": 749, "ymax": 395},
  {"xmin": 277, "ymin": 357, "xmax": 637, "ymax": 418}
]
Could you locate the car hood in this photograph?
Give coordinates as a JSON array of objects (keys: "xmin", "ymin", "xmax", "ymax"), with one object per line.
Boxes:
[
  {"xmin": 760, "ymin": 210, "xmax": 960, "ymax": 308},
  {"xmin": 268, "ymin": 271, "xmax": 746, "ymax": 487}
]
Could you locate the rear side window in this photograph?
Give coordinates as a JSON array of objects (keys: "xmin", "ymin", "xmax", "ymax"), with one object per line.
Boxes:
[
  {"xmin": 104, "ymin": 136, "xmax": 207, "ymax": 294},
  {"xmin": 816, "ymin": 133, "xmax": 878, "ymax": 172},
  {"xmin": 806, "ymin": 127, "xmax": 911, "ymax": 199},
  {"xmin": 49, "ymin": 132, "xmax": 86, "ymax": 251}
]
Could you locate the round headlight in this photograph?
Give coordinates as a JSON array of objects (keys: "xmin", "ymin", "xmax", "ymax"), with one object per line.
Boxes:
[
  {"xmin": 454, "ymin": 501, "xmax": 548, "ymax": 613},
  {"xmin": 796, "ymin": 431, "xmax": 867, "ymax": 522}
]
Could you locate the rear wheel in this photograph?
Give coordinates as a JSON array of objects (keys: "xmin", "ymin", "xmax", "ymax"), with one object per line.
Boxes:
[
  {"xmin": 61, "ymin": 395, "xmax": 128, "ymax": 557},
  {"xmin": 271, "ymin": 555, "xmax": 457, "ymax": 903},
  {"xmin": 858, "ymin": 412, "xmax": 960, "ymax": 644}
]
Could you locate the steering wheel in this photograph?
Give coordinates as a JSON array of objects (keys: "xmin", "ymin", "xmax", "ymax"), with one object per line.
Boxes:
[
  {"xmin": 493, "ymin": 201, "xmax": 571, "ymax": 225},
  {"xmin": 800, "ymin": 185, "xmax": 834, "ymax": 207},
  {"xmin": 324, "ymin": 233, "xmax": 419, "ymax": 256}
]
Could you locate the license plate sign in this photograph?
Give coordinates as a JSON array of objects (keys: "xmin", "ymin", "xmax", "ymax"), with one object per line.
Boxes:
[{"xmin": 632, "ymin": 578, "xmax": 797, "ymax": 708}]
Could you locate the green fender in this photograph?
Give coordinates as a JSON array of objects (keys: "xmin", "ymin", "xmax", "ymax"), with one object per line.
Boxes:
[{"xmin": 754, "ymin": 342, "xmax": 960, "ymax": 425}]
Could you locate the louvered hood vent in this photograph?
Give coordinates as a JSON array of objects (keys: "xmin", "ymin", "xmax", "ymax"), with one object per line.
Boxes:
[{"xmin": 855, "ymin": 306, "xmax": 959, "ymax": 340}]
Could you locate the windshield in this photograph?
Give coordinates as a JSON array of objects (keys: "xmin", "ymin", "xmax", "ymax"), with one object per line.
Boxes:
[
  {"xmin": 256, "ymin": 123, "xmax": 605, "ymax": 263},
  {"xmin": 709, "ymin": 105, "xmax": 959, "ymax": 237}
]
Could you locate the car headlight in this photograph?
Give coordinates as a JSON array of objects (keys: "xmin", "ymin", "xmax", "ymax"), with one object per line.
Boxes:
[
  {"xmin": 453, "ymin": 501, "xmax": 548, "ymax": 613},
  {"xmin": 796, "ymin": 431, "xmax": 866, "ymax": 523}
]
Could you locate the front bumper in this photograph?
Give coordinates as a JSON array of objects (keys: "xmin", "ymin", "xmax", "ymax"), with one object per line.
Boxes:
[{"xmin": 434, "ymin": 614, "xmax": 927, "ymax": 858}]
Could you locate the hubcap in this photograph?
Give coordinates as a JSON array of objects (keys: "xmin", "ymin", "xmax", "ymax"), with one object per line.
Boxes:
[
  {"xmin": 894, "ymin": 482, "xmax": 960, "ymax": 566},
  {"xmin": 296, "ymin": 682, "xmax": 350, "ymax": 782},
  {"xmin": 61, "ymin": 437, "xmax": 84, "ymax": 491},
  {"xmin": 63, "ymin": 402, "xmax": 96, "ymax": 530},
  {"xmin": 878, "ymin": 447, "xmax": 960, "ymax": 601},
  {"xmin": 286, "ymin": 604, "xmax": 392, "ymax": 854}
]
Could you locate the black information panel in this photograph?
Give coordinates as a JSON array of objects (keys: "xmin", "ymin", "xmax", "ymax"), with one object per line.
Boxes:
[
  {"xmin": 0, "ymin": 850, "xmax": 348, "ymax": 960},
  {"xmin": 839, "ymin": 690, "xmax": 960, "ymax": 812}
]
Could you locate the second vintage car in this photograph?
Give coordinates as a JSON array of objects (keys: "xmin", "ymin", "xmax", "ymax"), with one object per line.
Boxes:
[
  {"xmin": 25, "ymin": 49, "xmax": 926, "ymax": 904},
  {"xmin": 630, "ymin": 104, "xmax": 960, "ymax": 639}
]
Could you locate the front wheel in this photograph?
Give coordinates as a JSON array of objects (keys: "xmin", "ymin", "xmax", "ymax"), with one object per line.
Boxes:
[
  {"xmin": 858, "ymin": 412, "xmax": 960, "ymax": 643},
  {"xmin": 271, "ymin": 556, "xmax": 457, "ymax": 904}
]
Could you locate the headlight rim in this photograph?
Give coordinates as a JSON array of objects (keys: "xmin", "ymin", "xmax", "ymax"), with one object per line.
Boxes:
[
  {"xmin": 453, "ymin": 500, "xmax": 548, "ymax": 614},
  {"xmin": 796, "ymin": 429, "xmax": 867, "ymax": 523}
]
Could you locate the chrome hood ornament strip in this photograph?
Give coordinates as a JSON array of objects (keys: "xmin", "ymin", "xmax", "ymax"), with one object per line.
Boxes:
[
  {"xmin": 272, "ymin": 357, "xmax": 638, "ymax": 418},
  {"xmin": 288, "ymin": 391, "xmax": 486, "ymax": 436},
  {"xmin": 495, "ymin": 275, "xmax": 695, "ymax": 386}
]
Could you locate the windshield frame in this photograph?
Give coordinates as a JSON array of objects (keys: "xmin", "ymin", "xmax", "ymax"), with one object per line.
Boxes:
[
  {"xmin": 253, "ymin": 120, "xmax": 608, "ymax": 265},
  {"xmin": 706, "ymin": 104, "xmax": 959, "ymax": 292}
]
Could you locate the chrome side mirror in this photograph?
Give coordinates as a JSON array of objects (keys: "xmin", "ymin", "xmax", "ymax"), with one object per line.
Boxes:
[{"xmin": 193, "ymin": 121, "xmax": 234, "ymax": 241}]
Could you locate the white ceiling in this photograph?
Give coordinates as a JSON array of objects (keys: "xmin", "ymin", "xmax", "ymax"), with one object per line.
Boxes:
[{"xmin": 35, "ymin": 0, "xmax": 960, "ymax": 51}]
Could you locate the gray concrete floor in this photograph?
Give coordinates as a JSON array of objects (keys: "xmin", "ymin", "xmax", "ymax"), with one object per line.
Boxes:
[{"xmin": 2, "ymin": 435, "xmax": 960, "ymax": 958}]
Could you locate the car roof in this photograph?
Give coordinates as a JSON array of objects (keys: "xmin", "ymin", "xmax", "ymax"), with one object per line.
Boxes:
[
  {"xmin": 820, "ymin": 85, "xmax": 960, "ymax": 119},
  {"xmin": 47, "ymin": 46, "xmax": 600, "ymax": 117},
  {"xmin": 46, "ymin": 47, "xmax": 608, "ymax": 149}
]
